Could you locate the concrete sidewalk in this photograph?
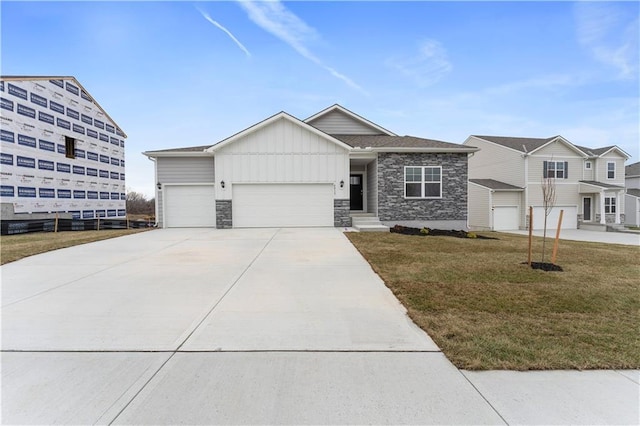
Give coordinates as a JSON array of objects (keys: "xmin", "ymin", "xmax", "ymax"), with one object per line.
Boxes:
[
  {"xmin": 2, "ymin": 228, "xmax": 638, "ymax": 425},
  {"xmin": 503, "ymin": 228, "xmax": 640, "ymax": 246}
]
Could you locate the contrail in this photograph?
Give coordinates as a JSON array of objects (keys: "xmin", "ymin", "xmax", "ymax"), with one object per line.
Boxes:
[{"xmin": 197, "ymin": 7, "xmax": 251, "ymax": 58}]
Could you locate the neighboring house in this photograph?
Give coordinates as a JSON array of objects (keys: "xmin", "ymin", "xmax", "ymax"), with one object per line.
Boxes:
[
  {"xmin": 143, "ymin": 104, "xmax": 477, "ymax": 229},
  {"xmin": 624, "ymin": 162, "xmax": 640, "ymax": 226},
  {"xmin": 463, "ymin": 135, "xmax": 629, "ymax": 231},
  {"xmin": 0, "ymin": 76, "xmax": 127, "ymax": 219}
]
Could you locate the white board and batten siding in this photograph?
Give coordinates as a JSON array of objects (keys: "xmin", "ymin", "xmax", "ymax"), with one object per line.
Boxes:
[
  {"xmin": 307, "ymin": 110, "xmax": 382, "ymax": 135},
  {"xmin": 366, "ymin": 159, "xmax": 378, "ymax": 214},
  {"xmin": 215, "ymin": 117, "xmax": 349, "ymax": 228},
  {"xmin": 156, "ymin": 157, "xmax": 215, "ymax": 227}
]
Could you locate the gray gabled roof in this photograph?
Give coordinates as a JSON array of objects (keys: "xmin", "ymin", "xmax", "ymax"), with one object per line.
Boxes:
[
  {"xmin": 472, "ymin": 135, "xmax": 557, "ymax": 153},
  {"xmin": 579, "ymin": 180, "xmax": 625, "ymax": 190},
  {"xmin": 333, "ymin": 134, "xmax": 476, "ymax": 151},
  {"xmin": 575, "ymin": 145, "xmax": 614, "ymax": 156},
  {"xmin": 469, "ymin": 179, "xmax": 524, "ymax": 191},
  {"xmin": 627, "ymin": 188, "xmax": 640, "ymax": 198},
  {"xmin": 626, "ymin": 162, "xmax": 640, "ymax": 177},
  {"xmin": 146, "ymin": 145, "xmax": 211, "ymax": 153}
]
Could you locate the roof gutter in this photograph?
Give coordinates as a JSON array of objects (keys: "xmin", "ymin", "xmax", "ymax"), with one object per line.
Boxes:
[{"xmin": 142, "ymin": 151, "xmax": 215, "ymax": 158}]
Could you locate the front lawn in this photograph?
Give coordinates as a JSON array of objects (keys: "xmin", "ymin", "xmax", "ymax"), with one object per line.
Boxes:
[
  {"xmin": 0, "ymin": 229, "xmax": 151, "ymax": 265},
  {"xmin": 346, "ymin": 231, "xmax": 640, "ymax": 370}
]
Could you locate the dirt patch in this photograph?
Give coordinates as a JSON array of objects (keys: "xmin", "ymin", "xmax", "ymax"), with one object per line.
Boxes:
[
  {"xmin": 527, "ymin": 262, "xmax": 564, "ymax": 272},
  {"xmin": 390, "ymin": 225, "xmax": 498, "ymax": 240}
]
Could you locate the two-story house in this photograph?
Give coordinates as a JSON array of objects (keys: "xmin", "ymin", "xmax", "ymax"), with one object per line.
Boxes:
[
  {"xmin": 624, "ymin": 162, "xmax": 640, "ymax": 226},
  {"xmin": 463, "ymin": 135, "xmax": 629, "ymax": 231}
]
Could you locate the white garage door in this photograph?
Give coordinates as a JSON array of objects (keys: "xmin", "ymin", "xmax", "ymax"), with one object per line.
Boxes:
[
  {"xmin": 532, "ymin": 206, "xmax": 577, "ymax": 230},
  {"xmin": 233, "ymin": 184, "xmax": 334, "ymax": 228},
  {"xmin": 165, "ymin": 185, "xmax": 216, "ymax": 228},
  {"xmin": 493, "ymin": 206, "xmax": 519, "ymax": 230}
]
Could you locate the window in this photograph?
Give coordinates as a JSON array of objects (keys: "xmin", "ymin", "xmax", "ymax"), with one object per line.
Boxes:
[
  {"xmin": 585, "ymin": 161, "xmax": 592, "ymax": 170},
  {"xmin": 604, "ymin": 197, "xmax": 616, "ymax": 214},
  {"xmin": 607, "ymin": 162, "xmax": 615, "ymax": 179},
  {"xmin": 543, "ymin": 161, "xmax": 568, "ymax": 179},
  {"xmin": 405, "ymin": 166, "xmax": 442, "ymax": 198},
  {"xmin": 64, "ymin": 136, "xmax": 75, "ymax": 159}
]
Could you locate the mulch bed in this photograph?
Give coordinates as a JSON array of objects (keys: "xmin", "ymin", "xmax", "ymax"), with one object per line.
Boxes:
[
  {"xmin": 526, "ymin": 262, "xmax": 564, "ymax": 272},
  {"xmin": 390, "ymin": 225, "xmax": 498, "ymax": 240}
]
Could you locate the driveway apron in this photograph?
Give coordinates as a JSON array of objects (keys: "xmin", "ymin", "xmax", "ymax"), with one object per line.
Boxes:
[{"xmin": 2, "ymin": 228, "xmax": 504, "ymax": 425}]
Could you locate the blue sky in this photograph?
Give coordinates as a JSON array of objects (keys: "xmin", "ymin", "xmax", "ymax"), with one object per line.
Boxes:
[{"xmin": 2, "ymin": 1, "xmax": 638, "ymax": 197}]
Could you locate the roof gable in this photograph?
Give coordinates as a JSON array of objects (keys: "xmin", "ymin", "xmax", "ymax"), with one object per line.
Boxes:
[
  {"xmin": 206, "ymin": 111, "xmax": 352, "ymax": 153},
  {"xmin": 305, "ymin": 104, "xmax": 396, "ymax": 136},
  {"xmin": 334, "ymin": 134, "xmax": 477, "ymax": 152},
  {"xmin": 1, "ymin": 75, "xmax": 127, "ymax": 138},
  {"xmin": 576, "ymin": 145, "xmax": 630, "ymax": 159}
]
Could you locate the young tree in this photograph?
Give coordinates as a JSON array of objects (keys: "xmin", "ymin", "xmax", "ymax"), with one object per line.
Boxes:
[{"xmin": 540, "ymin": 175, "xmax": 557, "ymax": 263}]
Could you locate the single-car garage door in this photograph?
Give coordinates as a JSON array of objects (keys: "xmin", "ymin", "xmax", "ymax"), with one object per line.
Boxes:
[
  {"xmin": 532, "ymin": 206, "xmax": 577, "ymax": 230},
  {"xmin": 493, "ymin": 206, "xmax": 519, "ymax": 230},
  {"xmin": 165, "ymin": 185, "xmax": 216, "ymax": 228},
  {"xmin": 233, "ymin": 184, "xmax": 334, "ymax": 228}
]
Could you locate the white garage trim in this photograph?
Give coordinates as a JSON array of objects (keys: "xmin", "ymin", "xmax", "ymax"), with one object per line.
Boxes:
[
  {"xmin": 492, "ymin": 206, "xmax": 519, "ymax": 230},
  {"xmin": 163, "ymin": 184, "xmax": 216, "ymax": 228},
  {"xmin": 232, "ymin": 183, "xmax": 334, "ymax": 228},
  {"xmin": 532, "ymin": 206, "xmax": 577, "ymax": 230}
]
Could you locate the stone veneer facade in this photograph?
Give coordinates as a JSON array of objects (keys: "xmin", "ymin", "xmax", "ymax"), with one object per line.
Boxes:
[
  {"xmin": 216, "ymin": 200, "xmax": 232, "ymax": 229},
  {"xmin": 376, "ymin": 152, "xmax": 468, "ymax": 222},
  {"xmin": 334, "ymin": 199, "xmax": 351, "ymax": 227}
]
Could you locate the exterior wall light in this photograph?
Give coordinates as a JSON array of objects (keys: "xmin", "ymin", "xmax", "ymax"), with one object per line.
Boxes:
[
  {"xmin": 340, "ymin": 180, "xmax": 344, "ymax": 188},
  {"xmin": 156, "ymin": 183, "xmax": 162, "ymax": 190},
  {"xmin": 221, "ymin": 180, "xmax": 225, "ymax": 189}
]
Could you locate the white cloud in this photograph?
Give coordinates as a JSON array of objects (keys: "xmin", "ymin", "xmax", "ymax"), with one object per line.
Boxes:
[
  {"xmin": 237, "ymin": 0, "xmax": 367, "ymax": 94},
  {"xmin": 387, "ymin": 39, "xmax": 452, "ymax": 87},
  {"xmin": 574, "ymin": 2, "xmax": 639, "ymax": 79},
  {"xmin": 197, "ymin": 6, "xmax": 251, "ymax": 58}
]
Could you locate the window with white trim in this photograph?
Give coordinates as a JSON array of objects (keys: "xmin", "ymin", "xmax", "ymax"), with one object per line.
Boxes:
[
  {"xmin": 543, "ymin": 160, "xmax": 568, "ymax": 179},
  {"xmin": 607, "ymin": 162, "xmax": 615, "ymax": 179},
  {"xmin": 604, "ymin": 196, "xmax": 616, "ymax": 213},
  {"xmin": 584, "ymin": 161, "xmax": 592, "ymax": 170},
  {"xmin": 405, "ymin": 166, "xmax": 442, "ymax": 198}
]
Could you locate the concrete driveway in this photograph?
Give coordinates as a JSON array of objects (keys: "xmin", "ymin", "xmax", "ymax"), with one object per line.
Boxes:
[
  {"xmin": 503, "ymin": 228, "xmax": 640, "ymax": 246},
  {"xmin": 2, "ymin": 228, "xmax": 500, "ymax": 425},
  {"xmin": 2, "ymin": 228, "xmax": 638, "ymax": 425}
]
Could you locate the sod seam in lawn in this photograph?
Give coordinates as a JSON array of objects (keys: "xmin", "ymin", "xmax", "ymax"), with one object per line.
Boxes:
[{"xmin": 346, "ymin": 231, "xmax": 640, "ymax": 370}]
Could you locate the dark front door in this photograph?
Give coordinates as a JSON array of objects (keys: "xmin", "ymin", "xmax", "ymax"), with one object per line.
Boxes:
[
  {"xmin": 583, "ymin": 197, "xmax": 592, "ymax": 221},
  {"xmin": 350, "ymin": 174, "xmax": 363, "ymax": 210}
]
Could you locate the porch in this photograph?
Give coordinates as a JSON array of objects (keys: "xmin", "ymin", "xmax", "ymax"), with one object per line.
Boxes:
[{"xmin": 578, "ymin": 181, "xmax": 625, "ymax": 230}]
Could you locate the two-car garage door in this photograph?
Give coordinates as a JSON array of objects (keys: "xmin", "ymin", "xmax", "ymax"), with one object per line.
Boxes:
[{"xmin": 233, "ymin": 184, "xmax": 334, "ymax": 228}]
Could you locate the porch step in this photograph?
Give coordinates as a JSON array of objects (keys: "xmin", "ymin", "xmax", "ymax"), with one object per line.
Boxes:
[
  {"xmin": 606, "ymin": 224, "xmax": 626, "ymax": 232},
  {"xmin": 580, "ymin": 223, "xmax": 607, "ymax": 232},
  {"xmin": 350, "ymin": 214, "xmax": 389, "ymax": 232}
]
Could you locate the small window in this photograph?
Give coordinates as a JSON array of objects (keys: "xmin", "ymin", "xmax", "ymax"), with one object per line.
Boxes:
[
  {"xmin": 607, "ymin": 162, "xmax": 615, "ymax": 179},
  {"xmin": 405, "ymin": 166, "xmax": 442, "ymax": 198},
  {"xmin": 585, "ymin": 161, "xmax": 592, "ymax": 170},
  {"xmin": 604, "ymin": 197, "xmax": 616, "ymax": 214},
  {"xmin": 64, "ymin": 136, "xmax": 75, "ymax": 159}
]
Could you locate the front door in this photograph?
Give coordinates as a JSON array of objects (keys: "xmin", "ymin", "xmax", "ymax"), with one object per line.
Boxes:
[
  {"xmin": 583, "ymin": 197, "xmax": 592, "ymax": 221},
  {"xmin": 350, "ymin": 174, "xmax": 363, "ymax": 210}
]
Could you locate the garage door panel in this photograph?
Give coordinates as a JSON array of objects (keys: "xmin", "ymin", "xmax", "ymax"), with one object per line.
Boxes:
[
  {"xmin": 165, "ymin": 185, "xmax": 216, "ymax": 228},
  {"xmin": 233, "ymin": 184, "xmax": 333, "ymax": 228},
  {"xmin": 493, "ymin": 206, "xmax": 519, "ymax": 230},
  {"xmin": 532, "ymin": 206, "xmax": 577, "ymax": 230}
]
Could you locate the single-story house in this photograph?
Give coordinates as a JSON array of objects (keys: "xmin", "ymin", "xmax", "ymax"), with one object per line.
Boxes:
[{"xmin": 143, "ymin": 105, "xmax": 477, "ymax": 229}]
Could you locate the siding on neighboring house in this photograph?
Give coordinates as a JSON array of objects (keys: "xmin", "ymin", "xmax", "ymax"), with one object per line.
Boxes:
[
  {"xmin": 582, "ymin": 161, "xmax": 595, "ymax": 181},
  {"xmin": 307, "ymin": 110, "xmax": 381, "ymax": 135},
  {"xmin": 627, "ymin": 176, "xmax": 640, "ymax": 189},
  {"xmin": 493, "ymin": 191, "xmax": 520, "ymax": 206},
  {"xmin": 214, "ymin": 117, "xmax": 349, "ymax": 201},
  {"xmin": 528, "ymin": 180, "xmax": 580, "ymax": 207},
  {"xmin": 465, "ymin": 137, "xmax": 525, "ymax": 186},
  {"xmin": 467, "ymin": 183, "xmax": 490, "ymax": 230},
  {"xmin": 366, "ymin": 158, "xmax": 378, "ymax": 214},
  {"xmin": 156, "ymin": 156, "xmax": 214, "ymax": 225},
  {"xmin": 377, "ymin": 152, "xmax": 468, "ymax": 223}
]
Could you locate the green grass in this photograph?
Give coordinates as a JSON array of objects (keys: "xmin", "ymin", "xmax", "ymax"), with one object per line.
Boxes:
[
  {"xmin": 0, "ymin": 229, "xmax": 151, "ymax": 265},
  {"xmin": 346, "ymin": 231, "xmax": 640, "ymax": 370}
]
